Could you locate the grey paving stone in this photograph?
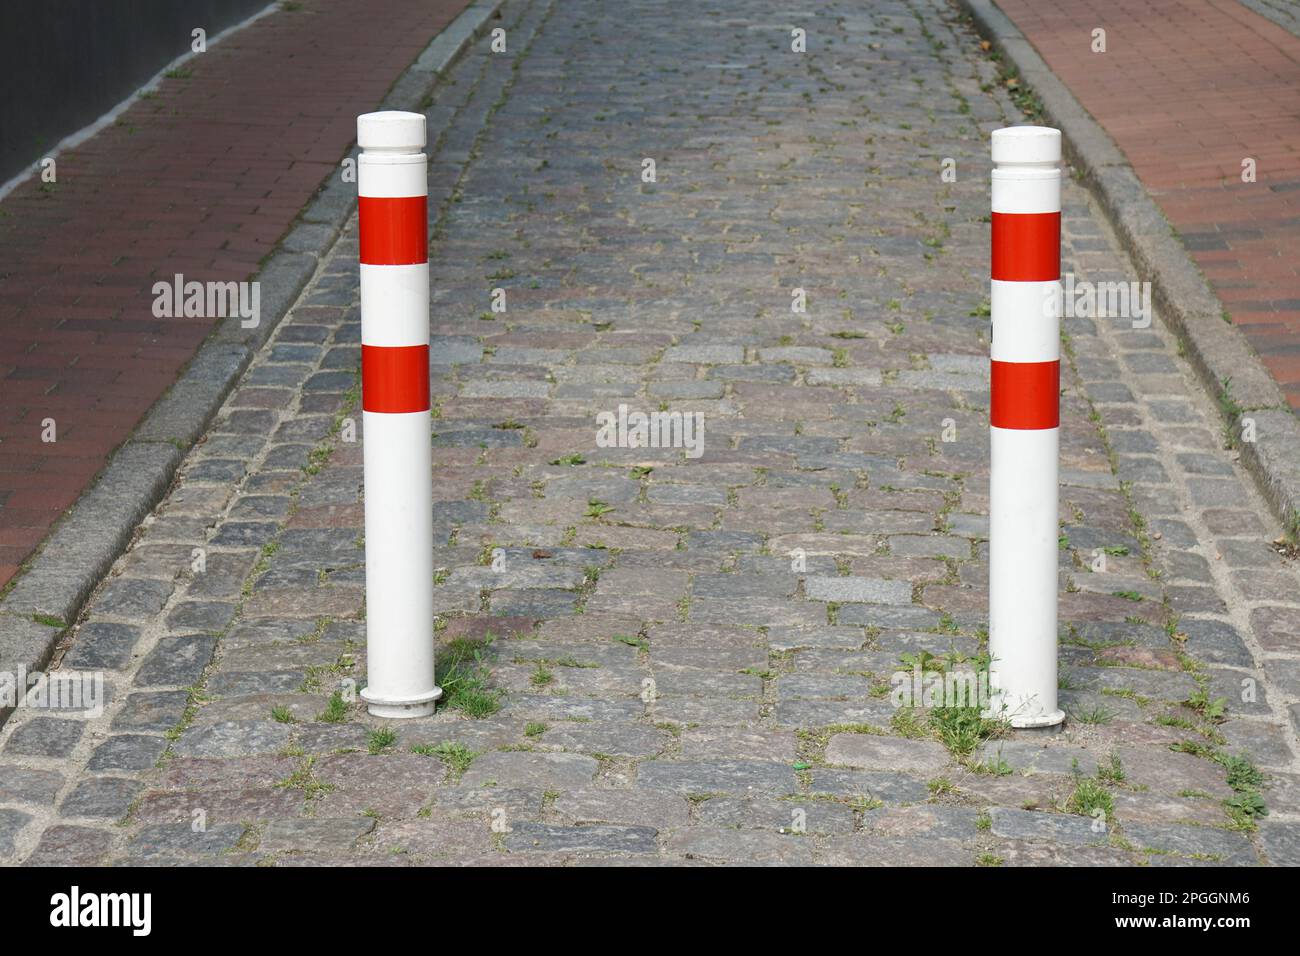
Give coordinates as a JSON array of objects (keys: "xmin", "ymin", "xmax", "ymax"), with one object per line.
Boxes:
[
  {"xmin": 637, "ymin": 759, "xmax": 797, "ymax": 796},
  {"xmin": 429, "ymin": 336, "xmax": 482, "ymax": 364},
  {"xmin": 709, "ymin": 363, "xmax": 796, "ymax": 383},
  {"xmin": 552, "ymin": 789, "xmax": 690, "ymax": 830},
  {"xmin": 861, "ymin": 805, "xmax": 983, "ymax": 840},
  {"xmin": 294, "ymin": 723, "xmax": 372, "ymax": 754},
  {"xmin": 260, "ymin": 817, "xmax": 376, "ymax": 852},
  {"xmin": 1220, "ymin": 719, "xmax": 1294, "ymax": 767},
  {"xmin": 537, "ymin": 722, "xmax": 668, "ymax": 758},
  {"xmin": 776, "ymin": 673, "xmax": 872, "ymax": 699},
  {"xmin": 499, "ymin": 695, "xmax": 643, "ymax": 722},
  {"xmin": 767, "ymin": 626, "xmax": 868, "ymax": 650},
  {"xmin": 690, "ymin": 594, "xmax": 823, "ymax": 627},
  {"xmin": 1067, "ymin": 665, "xmax": 1198, "ymax": 701},
  {"xmin": 772, "ymin": 698, "xmax": 897, "ymax": 729},
  {"xmin": 461, "ymin": 380, "xmax": 550, "ymax": 399},
  {"xmin": 888, "ymin": 534, "xmax": 970, "ymax": 558},
  {"xmin": 677, "ymin": 729, "xmax": 796, "ymax": 763},
  {"xmin": 112, "ymin": 691, "xmax": 191, "ymax": 732},
  {"xmin": 170, "ymin": 720, "xmax": 292, "ymax": 758},
  {"xmin": 685, "ymin": 531, "xmax": 765, "ymax": 554},
  {"xmin": 23, "ymin": 824, "xmax": 113, "ymax": 866},
  {"xmin": 805, "ymin": 576, "xmax": 913, "ymax": 605},
  {"xmin": 818, "ymin": 835, "xmax": 971, "ymax": 866},
  {"xmin": 166, "ymin": 601, "xmax": 238, "ymax": 634},
  {"xmin": 696, "ymin": 795, "xmax": 854, "ymax": 834},
  {"xmin": 0, "ymin": 809, "xmax": 31, "ymax": 858},
  {"xmin": 805, "ymin": 367, "xmax": 883, "ymax": 386},
  {"xmin": 63, "ymin": 623, "xmax": 143, "ymax": 669},
  {"xmin": 1251, "ymin": 606, "xmax": 1299, "ymax": 653},
  {"xmin": 3, "ymin": 716, "xmax": 85, "ymax": 757},
  {"xmin": 458, "ymin": 751, "xmax": 599, "ymax": 790},
  {"xmin": 1207, "ymin": 667, "xmax": 1272, "ymax": 718},
  {"xmin": 664, "ymin": 826, "xmax": 813, "ymax": 864},
  {"xmin": 836, "ymin": 604, "xmax": 943, "ymax": 629},
  {"xmin": 1186, "ymin": 479, "xmax": 1250, "ymax": 508},
  {"xmin": 93, "ymin": 579, "xmax": 173, "ymax": 619},
  {"xmin": 825, "ymin": 734, "xmax": 951, "ymax": 773},
  {"xmin": 206, "ymin": 671, "xmax": 306, "ymax": 696},
  {"xmin": 134, "ymin": 635, "xmax": 219, "ymax": 687},
  {"xmin": 0, "ymin": 765, "xmax": 64, "ymax": 803},
  {"xmin": 662, "ymin": 345, "xmax": 745, "ymax": 364},
  {"xmin": 87, "ymin": 734, "xmax": 169, "ymax": 771},
  {"xmin": 988, "ymin": 808, "xmax": 1108, "ymax": 846},
  {"xmin": 126, "ymin": 822, "xmax": 246, "ymax": 859},
  {"xmin": 60, "ymin": 777, "xmax": 142, "ymax": 819},
  {"xmin": 185, "ymin": 459, "xmax": 252, "ymax": 484},
  {"xmin": 1117, "ymin": 747, "xmax": 1233, "ymax": 799},
  {"xmin": 1259, "ymin": 821, "xmax": 1300, "ymax": 867},
  {"xmin": 1121, "ymin": 822, "xmax": 1258, "ymax": 865},
  {"xmin": 806, "ymin": 769, "xmax": 929, "ymax": 804},
  {"xmin": 1109, "ymin": 791, "xmax": 1227, "ymax": 827},
  {"xmin": 211, "ymin": 521, "xmax": 280, "ymax": 547},
  {"xmin": 974, "ymin": 739, "xmax": 1100, "ymax": 776},
  {"xmin": 996, "ymin": 839, "xmax": 1136, "ymax": 867},
  {"xmin": 504, "ymin": 822, "xmax": 658, "ymax": 855}
]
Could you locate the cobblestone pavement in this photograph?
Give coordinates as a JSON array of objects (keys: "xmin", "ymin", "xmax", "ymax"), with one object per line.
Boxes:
[{"xmin": 3, "ymin": 0, "xmax": 1299, "ymax": 867}]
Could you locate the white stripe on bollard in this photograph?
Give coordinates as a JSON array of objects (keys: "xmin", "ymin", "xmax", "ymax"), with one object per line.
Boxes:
[
  {"xmin": 987, "ymin": 125, "xmax": 1065, "ymax": 728},
  {"xmin": 357, "ymin": 110, "xmax": 440, "ymax": 719}
]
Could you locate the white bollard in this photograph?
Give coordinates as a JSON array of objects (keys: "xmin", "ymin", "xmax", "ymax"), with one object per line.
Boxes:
[
  {"xmin": 356, "ymin": 111, "xmax": 439, "ymax": 719},
  {"xmin": 987, "ymin": 126, "xmax": 1065, "ymax": 728}
]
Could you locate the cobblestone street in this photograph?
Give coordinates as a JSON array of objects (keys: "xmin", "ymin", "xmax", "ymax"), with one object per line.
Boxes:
[{"xmin": 2, "ymin": 0, "xmax": 1299, "ymax": 866}]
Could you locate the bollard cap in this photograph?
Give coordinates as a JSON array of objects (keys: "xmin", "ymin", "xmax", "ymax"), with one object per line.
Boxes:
[
  {"xmin": 992, "ymin": 126, "xmax": 1061, "ymax": 165},
  {"xmin": 358, "ymin": 111, "xmax": 426, "ymax": 151}
]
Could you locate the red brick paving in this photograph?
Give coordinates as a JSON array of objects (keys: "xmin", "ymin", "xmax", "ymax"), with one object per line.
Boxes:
[
  {"xmin": 994, "ymin": 0, "xmax": 1300, "ymax": 404},
  {"xmin": 0, "ymin": 0, "xmax": 469, "ymax": 590}
]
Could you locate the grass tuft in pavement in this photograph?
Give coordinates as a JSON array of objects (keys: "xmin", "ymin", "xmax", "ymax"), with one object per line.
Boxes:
[{"xmin": 436, "ymin": 636, "xmax": 501, "ymax": 718}]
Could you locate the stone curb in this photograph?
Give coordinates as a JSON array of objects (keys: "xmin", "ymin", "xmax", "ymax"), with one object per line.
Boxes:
[
  {"xmin": 0, "ymin": 0, "xmax": 507, "ymax": 719},
  {"xmin": 1238, "ymin": 0, "xmax": 1300, "ymax": 40},
  {"xmin": 956, "ymin": 0, "xmax": 1300, "ymax": 539}
]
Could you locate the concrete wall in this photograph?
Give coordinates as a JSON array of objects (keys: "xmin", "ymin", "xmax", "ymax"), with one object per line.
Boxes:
[{"xmin": 0, "ymin": 0, "xmax": 269, "ymax": 183}]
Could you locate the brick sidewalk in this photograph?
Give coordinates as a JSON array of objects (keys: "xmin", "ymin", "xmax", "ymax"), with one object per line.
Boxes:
[
  {"xmin": 2, "ymin": 0, "xmax": 1297, "ymax": 867},
  {"xmin": 992, "ymin": 0, "xmax": 1300, "ymax": 409},
  {"xmin": 0, "ymin": 0, "xmax": 470, "ymax": 590}
]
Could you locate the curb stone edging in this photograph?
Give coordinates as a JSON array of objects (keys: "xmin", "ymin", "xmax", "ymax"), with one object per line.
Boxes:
[
  {"xmin": 0, "ymin": 0, "xmax": 507, "ymax": 722},
  {"xmin": 955, "ymin": 0, "xmax": 1300, "ymax": 539},
  {"xmin": 1237, "ymin": 0, "xmax": 1300, "ymax": 40}
]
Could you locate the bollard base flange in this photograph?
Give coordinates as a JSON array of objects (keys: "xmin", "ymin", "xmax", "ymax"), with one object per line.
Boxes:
[
  {"xmin": 1008, "ymin": 708, "xmax": 1066, "ymax": 729},
  {"xmin": 360, "ymin": 685, "xmax": 442, "ymax": 719}
]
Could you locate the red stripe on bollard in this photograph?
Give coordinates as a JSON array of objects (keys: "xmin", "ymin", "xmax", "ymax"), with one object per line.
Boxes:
[
  {"xmin": 361, "ymin": 344, "xmax": 430, "ymax": 413},
  {"xmin": 990, "ymin": 359, "xmax": 1059, "ymax": 429},
  {"xmin": 358, "ymin": 196, "xmax": 428, "ymax": 265},
  {"xmin": 991, "ymin": 212, "xmax": 1060, "ymax": 281}
]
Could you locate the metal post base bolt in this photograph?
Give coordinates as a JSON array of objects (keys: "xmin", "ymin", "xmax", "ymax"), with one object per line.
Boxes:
[
  {"xmin": 987, "ymin": 126, "xmax": 1066, "ymax": 729},
  {"xmin": 356, "ymin": 111, "xmax": 441, "ymax": 719}
]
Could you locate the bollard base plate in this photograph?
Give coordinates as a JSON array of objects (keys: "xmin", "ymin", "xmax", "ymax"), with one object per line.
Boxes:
[
  {"xmin": 1008, "ymin": 708, "xmax": 1066, "ymax": 729},
  {"xmin": 360, "ymin": 684, "xmax": 442, "ymax": 719}
]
